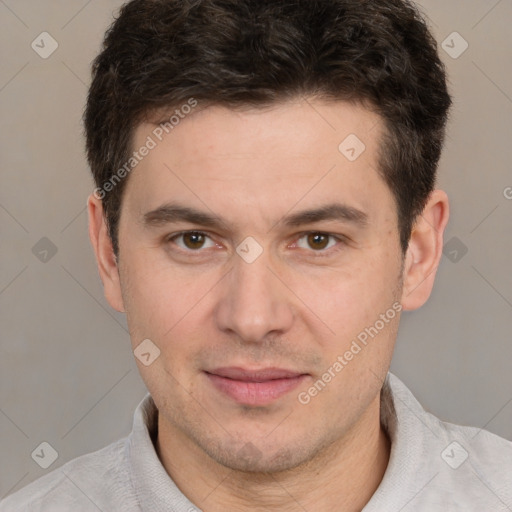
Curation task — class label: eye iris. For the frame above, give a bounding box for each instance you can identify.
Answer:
[183,232,205,249]
[307,233,329,250]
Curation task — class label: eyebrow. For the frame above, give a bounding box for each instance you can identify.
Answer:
[281,203,368,228]
[141,202,369,230]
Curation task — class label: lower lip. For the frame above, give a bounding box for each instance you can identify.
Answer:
[205,373,308,406]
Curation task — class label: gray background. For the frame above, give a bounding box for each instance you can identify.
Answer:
[1,0,511,498]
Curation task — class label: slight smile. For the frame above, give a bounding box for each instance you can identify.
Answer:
[204,367,310,406]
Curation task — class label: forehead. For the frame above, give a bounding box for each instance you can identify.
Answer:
[124,99,395,228]
[138,99,381,165]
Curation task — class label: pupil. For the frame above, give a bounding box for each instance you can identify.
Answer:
[184,232,204,249]
[308,233,328,250]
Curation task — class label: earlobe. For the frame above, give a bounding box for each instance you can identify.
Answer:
[87,193,126,313]
[400,189,450,311]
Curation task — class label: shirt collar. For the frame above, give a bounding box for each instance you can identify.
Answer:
[127,392,200,512]
[127,372,428,511]
[363,372,443,510]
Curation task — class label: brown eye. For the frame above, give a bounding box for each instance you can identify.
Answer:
[307,233,330,250]
[182,232,206,249]
[293,232,343,256]
[169,231,216,251]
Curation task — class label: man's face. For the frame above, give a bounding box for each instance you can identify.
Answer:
[116,99,404,472]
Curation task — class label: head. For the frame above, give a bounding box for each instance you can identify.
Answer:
[85,0,451,473]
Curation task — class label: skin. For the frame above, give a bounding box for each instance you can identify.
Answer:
[88,98,449,511]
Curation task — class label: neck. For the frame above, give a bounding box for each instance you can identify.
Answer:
[156,393,390,512]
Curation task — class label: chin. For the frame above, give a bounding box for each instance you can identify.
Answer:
[205,439,317,475]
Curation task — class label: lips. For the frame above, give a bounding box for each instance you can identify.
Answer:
[208,367,304,382]
[205,367,309,405]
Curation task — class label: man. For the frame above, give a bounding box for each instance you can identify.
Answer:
[2,0,511,510]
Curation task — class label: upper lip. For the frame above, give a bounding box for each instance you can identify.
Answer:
[206,367,306,382]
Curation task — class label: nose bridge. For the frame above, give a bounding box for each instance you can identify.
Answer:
[214,248,293,342]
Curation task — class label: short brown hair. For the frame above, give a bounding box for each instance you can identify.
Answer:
[84,0,452,256]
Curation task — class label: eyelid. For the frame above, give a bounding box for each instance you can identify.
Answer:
[290,231,347,256]
[166,230,218,252]
[165,230,347,256]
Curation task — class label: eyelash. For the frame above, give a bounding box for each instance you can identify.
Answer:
[165,230,347,258]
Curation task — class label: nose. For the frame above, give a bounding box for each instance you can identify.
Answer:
[214,249,294,344]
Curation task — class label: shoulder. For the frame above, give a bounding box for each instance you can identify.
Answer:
[0,437,139,512]
[382,373,512,510]
[432,411,512,499]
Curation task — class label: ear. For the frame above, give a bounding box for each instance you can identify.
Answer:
[401,189,450,311]
[87,193,125,313]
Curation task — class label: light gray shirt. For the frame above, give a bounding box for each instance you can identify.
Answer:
[1,372,511,511]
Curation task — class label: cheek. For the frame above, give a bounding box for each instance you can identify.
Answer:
[298,252,400,346]
[121,264,209,390]
[120,255,220,345]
